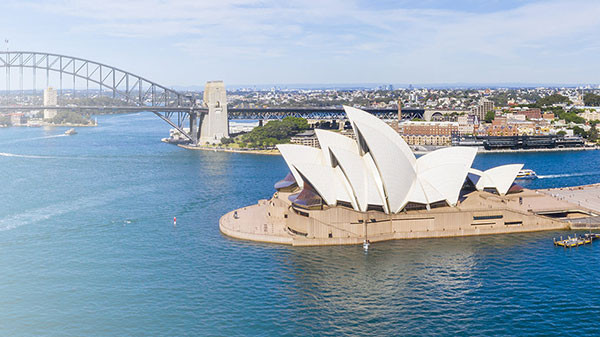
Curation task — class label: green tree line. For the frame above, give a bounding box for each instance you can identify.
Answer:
[232,117,309,148]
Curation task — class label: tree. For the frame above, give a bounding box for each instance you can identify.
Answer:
[484,110,495,123]
[556,130,567,137]
[49,111,91,125]
[588,125,599,142]
[551,108,586,124]
[220,137,234,145]
[573,126,587,138]
[584,93,600,106]
[238,117,309,147]
[536,94,571,107]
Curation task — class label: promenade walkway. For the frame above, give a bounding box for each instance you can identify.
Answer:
[539,184,600,214]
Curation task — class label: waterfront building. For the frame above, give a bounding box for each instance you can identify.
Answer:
[486,125,519,137]
[220,106,593,246]
[43,87,57,120]
[9,113,24,126]
[398,121,459,146]
[457,115,475,135]
[290,130,320,148]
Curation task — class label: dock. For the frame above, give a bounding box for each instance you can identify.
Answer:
[554,233,600,248]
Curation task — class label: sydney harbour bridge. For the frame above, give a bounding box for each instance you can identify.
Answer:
[0,51,423,145]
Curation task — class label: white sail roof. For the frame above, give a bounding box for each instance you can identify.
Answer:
[277,144,324,188]
[345,106,417,212]
[415,147,477,205]
[469,164,523,195]
[314,129,357,166]
[328,145,384,211]
[277,107,525,214]
[293,162,353,206]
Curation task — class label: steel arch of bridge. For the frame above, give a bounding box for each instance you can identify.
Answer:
[0,51,201,142]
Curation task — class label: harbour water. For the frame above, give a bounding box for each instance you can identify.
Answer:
[1,113,600,336]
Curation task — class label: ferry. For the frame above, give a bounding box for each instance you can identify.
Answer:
[64,128,77,135]
[516,169,537,179]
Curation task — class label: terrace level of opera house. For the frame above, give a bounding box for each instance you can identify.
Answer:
[220,106,599,246]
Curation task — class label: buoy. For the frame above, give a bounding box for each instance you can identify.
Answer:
[173,217,177,227]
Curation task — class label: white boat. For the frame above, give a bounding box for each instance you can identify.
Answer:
[64,128,77,135]
[516,169,537,179]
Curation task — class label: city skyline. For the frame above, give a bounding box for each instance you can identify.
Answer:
[2,0,600,87]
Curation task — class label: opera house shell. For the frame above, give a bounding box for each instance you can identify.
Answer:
[220,107,581,246]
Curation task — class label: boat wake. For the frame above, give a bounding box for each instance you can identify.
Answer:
[0,152,57,159]
[0,186,151,231]
[0,134,67,145]
[538,171,600,179]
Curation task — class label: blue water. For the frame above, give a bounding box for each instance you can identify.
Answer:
[1,113,600,336]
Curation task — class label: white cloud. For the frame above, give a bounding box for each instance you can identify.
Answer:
[13,0,600,83]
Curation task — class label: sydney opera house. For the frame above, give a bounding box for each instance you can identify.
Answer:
[221,107,591,246]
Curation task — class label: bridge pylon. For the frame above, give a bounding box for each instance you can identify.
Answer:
[199,81,229,144]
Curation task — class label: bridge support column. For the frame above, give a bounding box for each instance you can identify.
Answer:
[189,110,198,145]
[258,119,263,127]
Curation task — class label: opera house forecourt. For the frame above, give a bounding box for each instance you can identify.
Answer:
[220,106,597,246]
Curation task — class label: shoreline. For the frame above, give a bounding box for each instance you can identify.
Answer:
[176,143,280,155]
[3,123,97,128]
[174,142,597,156]
[475,146,597,154]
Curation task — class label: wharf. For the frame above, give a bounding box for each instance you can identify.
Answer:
[177,144,280,155]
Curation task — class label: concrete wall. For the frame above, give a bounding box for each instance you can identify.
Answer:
[286,201,567,246]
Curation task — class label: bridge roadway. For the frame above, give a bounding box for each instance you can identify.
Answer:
[0,106,423,120]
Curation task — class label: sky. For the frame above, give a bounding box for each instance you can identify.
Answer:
[1,0,599,87]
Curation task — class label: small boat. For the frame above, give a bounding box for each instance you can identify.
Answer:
[64,128,77,135]
[516,169,537,179]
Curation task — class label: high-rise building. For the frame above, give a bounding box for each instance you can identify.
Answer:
[471,98,494,121]
[43,87,58,120]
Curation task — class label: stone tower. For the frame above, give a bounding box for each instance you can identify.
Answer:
[200,81,229,144]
